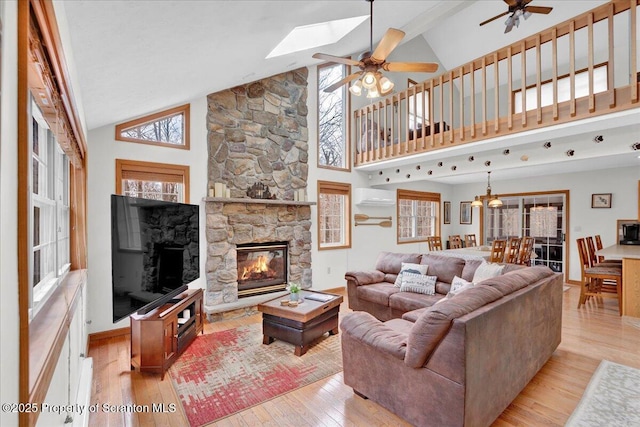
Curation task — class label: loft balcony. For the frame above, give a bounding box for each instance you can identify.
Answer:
[352,0,639,169]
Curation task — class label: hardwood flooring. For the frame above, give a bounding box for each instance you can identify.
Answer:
[88,285,640,426]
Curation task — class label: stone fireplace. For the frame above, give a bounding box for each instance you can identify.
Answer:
[236,242,288,297]
[205,67,311,311]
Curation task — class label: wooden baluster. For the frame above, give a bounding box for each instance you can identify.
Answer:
[521,40,527,126]
[439,75,444,145]
[631,0,637,103]
[420,83,426,150]
[357,111,363,166]
[508,46,513,129]
[470,63,476,138]
[398,92,405,155]
[449,71,454,143]
[570,21,576,116]
[429,80,435,147]
[494,52,499,133]
[392,94,398,157]
[366,106,371,164]
[405,89,410,155]
[536,34,542,123]
[552,28,559,120]
[459,66,464,141]
[482,57,487,135]
[588,13,595,113]
[607,3,615,108]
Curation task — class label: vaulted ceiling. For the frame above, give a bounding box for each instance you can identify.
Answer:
[58,0,638,183]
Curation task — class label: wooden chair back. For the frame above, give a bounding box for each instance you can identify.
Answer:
[428,236,443,251]
[504,238,522,263]
[516,236,535,265]
[464,234,477,247]
[585,236,598,267]
[489,239,507,263]
[594,235,605,262]
[576,238,590,272]
[449,235,462,249]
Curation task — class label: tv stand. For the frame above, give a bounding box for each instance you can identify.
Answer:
[130,288,203,380]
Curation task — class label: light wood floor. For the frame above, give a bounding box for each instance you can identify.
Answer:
[88,285,640,426]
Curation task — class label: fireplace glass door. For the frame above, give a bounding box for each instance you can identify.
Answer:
[236,242,288,297]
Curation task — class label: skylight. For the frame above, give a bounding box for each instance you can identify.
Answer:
[266,15,368,59]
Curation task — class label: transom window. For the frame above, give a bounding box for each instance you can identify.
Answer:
[317,62,350,171]
[115,159,190,203]
[397,190,440,244]
[30,100,70,317]
[115,104,190,149]
[318,181,351,250]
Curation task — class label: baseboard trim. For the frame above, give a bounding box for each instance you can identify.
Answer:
[321,286,346,295]
[566,280,581,286]
[89,326,130,343]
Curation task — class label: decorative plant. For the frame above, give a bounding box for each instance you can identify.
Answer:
[287,283,301,294]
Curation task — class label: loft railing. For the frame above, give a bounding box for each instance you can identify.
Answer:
[353,0,639,167]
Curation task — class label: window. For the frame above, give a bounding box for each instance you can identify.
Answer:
[115,104,190,149]
[408,79,430,130]
[116,159,190,203]
[30,101,70,317]
[513,64,608,114]
[397,190,440,244]
[318,181,351,249]
[317,62,350,170]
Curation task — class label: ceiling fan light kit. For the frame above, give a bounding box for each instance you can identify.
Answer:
[313,0,436,98]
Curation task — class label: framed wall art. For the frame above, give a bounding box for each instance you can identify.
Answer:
[591,193,612,209]
[443,201,451,224]
[460,201,472,224]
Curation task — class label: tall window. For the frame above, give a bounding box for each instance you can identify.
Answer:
[318,181,351,249]
[513,64,608,114]
[116,159,190,203]
[317,62,350,170]
[115,104,190,150]
[397,190,440,244]
[30,101,70,317]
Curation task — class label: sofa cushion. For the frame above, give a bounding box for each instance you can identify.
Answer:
[340,312,407,360]
[389,291,443,313]
[450,276,474,295]
[480,265,554,296]
[472,262,504,283]
[357,283,400,306]
[404,285,503,368]
[461,259,483,282]
[400,273,437,295]
[384,273,398,284]
[394,262,429,287]
[401,307,430,323]
[435,281,452,295]
[421,254,466,284]
[384,318,414,335]
[375,252,422,275]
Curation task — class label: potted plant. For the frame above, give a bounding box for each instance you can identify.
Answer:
[287,282,301,301]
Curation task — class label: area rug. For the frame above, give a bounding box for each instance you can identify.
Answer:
[168,323,342,427]
[565,360,640,426]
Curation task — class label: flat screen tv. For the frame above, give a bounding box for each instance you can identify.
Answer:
[111,194,199,322]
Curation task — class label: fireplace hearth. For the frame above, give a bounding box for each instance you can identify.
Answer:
[236,242,287,298]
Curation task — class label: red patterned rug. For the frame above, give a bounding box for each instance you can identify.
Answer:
[168,323,342,426]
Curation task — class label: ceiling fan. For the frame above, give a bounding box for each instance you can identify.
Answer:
[312,0,438,98]
[480,0,553,34]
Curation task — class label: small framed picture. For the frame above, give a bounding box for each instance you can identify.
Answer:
[460,201,472,224]
[591,193,612,209]
[443,201,451,224]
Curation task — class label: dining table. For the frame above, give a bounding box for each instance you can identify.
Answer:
[437,247,493,261]
[596,244,640,318]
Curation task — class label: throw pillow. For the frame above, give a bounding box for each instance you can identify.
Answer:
[449,276,474,295]
[472,262,505,284]
[393,262,429,287]
[400,272,437,295]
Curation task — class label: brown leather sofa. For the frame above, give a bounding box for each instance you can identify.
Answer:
[341,264,563,427]
[345,251,523,321]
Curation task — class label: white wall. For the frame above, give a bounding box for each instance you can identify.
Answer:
[86,98,208,334]
[0,2,20,425]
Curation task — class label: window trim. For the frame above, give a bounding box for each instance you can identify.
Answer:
[115,159,190,203]
[115,104,191,150]
[396,189,440,244]
[316,61,351,172]
[317,180,352,250]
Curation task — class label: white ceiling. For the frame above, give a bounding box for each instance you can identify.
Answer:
[59,0,639,183]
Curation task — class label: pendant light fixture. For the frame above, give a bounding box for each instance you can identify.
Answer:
[471,171,503,208]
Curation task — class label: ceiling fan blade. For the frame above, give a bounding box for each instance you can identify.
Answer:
[503,0,518,6]
[323,72,362,93]
[480,11,510,27]
[383,62,439,73]
[526,6,553,14]
[371,28,405,62]
[312,53,362,67]
[504,19,515,33]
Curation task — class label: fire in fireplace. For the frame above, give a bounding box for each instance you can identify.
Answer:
[236,242,288,297]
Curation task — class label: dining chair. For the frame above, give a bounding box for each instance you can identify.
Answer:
[516,236,535,266]
[576,237,622,315]
[504,237,522,263]
[449,235,463,249]
[594,235,622,265]
[489,239,507,263]
[428,236,443,251]
[587,236,621,294]
[464,234,477,247]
